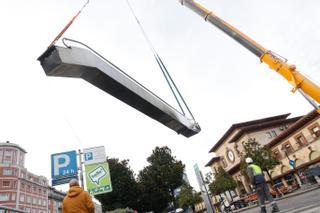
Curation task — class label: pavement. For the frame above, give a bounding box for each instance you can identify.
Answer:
[233,184,320,213]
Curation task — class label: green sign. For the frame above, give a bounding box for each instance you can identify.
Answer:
[85,162,112,195]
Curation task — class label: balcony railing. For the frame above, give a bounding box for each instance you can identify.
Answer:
[0,206,27,213]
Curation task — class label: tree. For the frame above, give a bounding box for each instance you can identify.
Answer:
[240,138,280,193]
[138,166,171,213]
[209,167,237,201]
[138,146,185,212]
[177,183,202,210]
[95,158,140,211]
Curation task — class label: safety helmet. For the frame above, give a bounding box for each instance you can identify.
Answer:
[245,157,253,164]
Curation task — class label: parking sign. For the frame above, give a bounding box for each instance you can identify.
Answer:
[51,150,78,185]
[83,146,106,165]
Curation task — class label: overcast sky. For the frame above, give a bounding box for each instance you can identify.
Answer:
[1,0,320,191]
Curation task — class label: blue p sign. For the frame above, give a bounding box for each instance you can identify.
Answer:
[51,151,78,179]
[85,152,93,161]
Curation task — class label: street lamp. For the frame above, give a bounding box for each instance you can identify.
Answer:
[280,147,301,188]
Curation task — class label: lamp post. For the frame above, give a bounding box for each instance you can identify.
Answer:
[281,148,301,188]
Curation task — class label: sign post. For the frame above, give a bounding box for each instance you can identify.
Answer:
[194,164,215,213]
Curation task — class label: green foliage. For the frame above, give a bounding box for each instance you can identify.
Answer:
[177,183,201,209]
[95,158,139,211]
[138,146,185,213]
[95,147,185,213]
[240,138,280,177]
[209,167,237,195]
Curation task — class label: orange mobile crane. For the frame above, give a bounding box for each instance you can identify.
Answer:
[179,0,320,112]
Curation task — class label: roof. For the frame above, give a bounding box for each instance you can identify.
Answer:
[205,156,220,167]
[0,141,27,153]
[268,110,319,148]
[228,116,302,144]
[209,113,291,153]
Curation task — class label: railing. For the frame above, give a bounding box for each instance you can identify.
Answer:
[0,206,27,213]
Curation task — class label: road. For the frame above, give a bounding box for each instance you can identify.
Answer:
[242,188,320,213]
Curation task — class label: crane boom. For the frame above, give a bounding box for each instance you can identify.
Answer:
[179,0,320,109]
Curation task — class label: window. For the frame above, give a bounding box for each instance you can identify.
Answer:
[21,183,25,190]
[221,157,228,168]
[272,148,282,160]
[266,130,277,139]
[295,134,308,147]
[309,123,320,137]
[282,142,294,154]
[0,193,9,201]
[11,193,16,201]
[20,194,25,202]
[0,150,3,163]
[3,168,12,176]
[3,150,13,165]
[27,196,31,204]
[3,180,10,187]
[33,197,37,205]
[266,132,272,139]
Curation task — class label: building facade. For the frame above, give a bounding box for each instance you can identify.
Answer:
[48,187,65,213]
[0,141,48,213]
[205,111,320,196]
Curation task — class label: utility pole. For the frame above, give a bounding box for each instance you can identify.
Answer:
[78,149,85,188]
[281,148,301,188]
[194,164,215,213]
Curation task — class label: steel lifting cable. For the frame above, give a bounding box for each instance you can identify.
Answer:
[125,0,196,120]
[48,0,90,48]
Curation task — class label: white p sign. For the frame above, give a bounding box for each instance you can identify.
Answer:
[51,151,78,179]
[53,154,70,176]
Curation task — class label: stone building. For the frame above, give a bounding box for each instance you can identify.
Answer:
[206,113,302,195]
[194,110,320,212]
[267,110,320,187]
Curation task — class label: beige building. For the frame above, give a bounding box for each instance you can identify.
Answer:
[205,110,320,197]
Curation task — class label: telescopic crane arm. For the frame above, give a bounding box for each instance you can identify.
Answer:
[179,0,320,111]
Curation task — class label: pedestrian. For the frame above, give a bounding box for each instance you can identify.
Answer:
[246,157,280,213]
[62,179,95,213]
